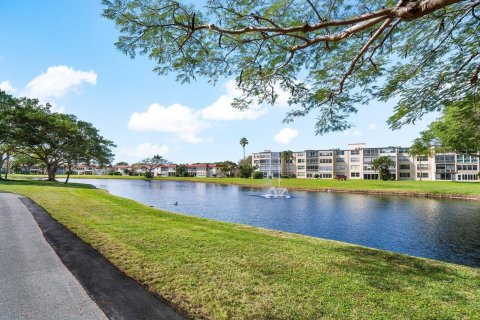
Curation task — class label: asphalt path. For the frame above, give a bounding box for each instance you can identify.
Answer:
[0,192,107,320]
[0,193,186,320]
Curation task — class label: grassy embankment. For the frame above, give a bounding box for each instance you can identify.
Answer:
[10,173,480,199]
[1,179,479,319]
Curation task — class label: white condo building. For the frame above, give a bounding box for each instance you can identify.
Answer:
[252,143,479,181]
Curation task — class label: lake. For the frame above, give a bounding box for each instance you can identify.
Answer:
[70,179,480,267]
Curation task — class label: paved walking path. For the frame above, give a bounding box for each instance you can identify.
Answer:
[0,193,107,320]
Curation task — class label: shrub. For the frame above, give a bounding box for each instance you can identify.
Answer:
[144,172,154,179]
[252,171,263,179]
[314,174,320,179]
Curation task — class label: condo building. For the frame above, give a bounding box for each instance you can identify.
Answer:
[252,143,479,181]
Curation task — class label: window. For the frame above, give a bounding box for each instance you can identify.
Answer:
[417,164,429,170]
[435,155,455,162]
[350,149,360,155]
[336,158,345,162]
[417,172,429,178]
[297,172,305,177]
[364,149,379,156]
[458,174,478,181]
[297,165,305,170]
[336,150,345,155]
[399,172,410,178]
[319,158,332,163]
[335,166,346,171]
[417,156,428,162]
[350,172,360,177]
[399,164,410,170]
[306,165,318,171]
[350,165,360,170]
[319,151,333,156]
[399,148,410,153]
[350,157,360,163]
[297,159,305,163]
[319,166,333,172]
[363,173,379,180]
[380,148,395,154]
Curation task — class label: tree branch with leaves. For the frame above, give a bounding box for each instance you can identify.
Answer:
[103,0,480,135]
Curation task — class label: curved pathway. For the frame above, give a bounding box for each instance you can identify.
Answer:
[0,193,106,320]
[0,193,185,320]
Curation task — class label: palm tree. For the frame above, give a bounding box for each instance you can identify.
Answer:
[239,137,249,160]
[281,150,295,177]
[371,156,395,181]
[409,137,433,181]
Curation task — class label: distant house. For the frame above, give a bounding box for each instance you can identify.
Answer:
[154,164,177,177]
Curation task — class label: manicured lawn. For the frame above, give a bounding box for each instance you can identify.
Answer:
[1,179,479,319]
[10,174,480,198]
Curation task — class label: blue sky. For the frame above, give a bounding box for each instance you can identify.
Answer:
[0,1,438,164]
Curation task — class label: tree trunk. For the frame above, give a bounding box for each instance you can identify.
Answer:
[65,170,71,184]
[0,154,4,180]
[4,152,10,180]
[46,163,57,181]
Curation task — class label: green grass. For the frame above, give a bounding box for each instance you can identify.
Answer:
[10,174,480,199]
[1,179,479,319]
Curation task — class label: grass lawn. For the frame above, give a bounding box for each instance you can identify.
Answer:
[10,174,480,199]
[0,179,479,319]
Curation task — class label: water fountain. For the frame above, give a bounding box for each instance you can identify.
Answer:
[262,173,291,199]
[263,186,291,199]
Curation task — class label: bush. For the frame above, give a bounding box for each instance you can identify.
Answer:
[252,171,263,179]
[144,172,154,179]
[314,174,320,179]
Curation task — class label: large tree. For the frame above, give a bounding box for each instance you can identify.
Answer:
[103,0,480,134]
[11,98,115,181]
[0,90,18,179]
[141,154,168,178]
[371,155,395,180]
[239,137,249,160]
[414,96,480,155]
[281,150,295,177]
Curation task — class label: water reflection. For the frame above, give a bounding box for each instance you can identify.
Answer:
[70,179,480,267]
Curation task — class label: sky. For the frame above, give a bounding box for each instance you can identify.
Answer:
[0,0,439,164]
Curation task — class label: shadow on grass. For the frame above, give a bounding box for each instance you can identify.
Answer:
[0,178,95,189]
[331,246,470,298]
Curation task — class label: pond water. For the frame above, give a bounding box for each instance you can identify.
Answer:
[70,179,480,267]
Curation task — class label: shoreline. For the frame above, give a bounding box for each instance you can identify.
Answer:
[7,174,480,201]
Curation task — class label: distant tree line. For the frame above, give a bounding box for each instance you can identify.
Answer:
[0,90,116,182]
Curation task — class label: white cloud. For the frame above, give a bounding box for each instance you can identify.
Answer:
[368,124,378,131]
[0,80,16,93]
[274,128,299,145]
[119,143,170,159]
[24,65,97,100]
[343,129,363,137]
[128,103,211,144]
[48,102,66,114]
[201,80,267,121]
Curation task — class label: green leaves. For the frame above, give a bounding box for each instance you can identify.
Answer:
[1,92,115,180]
[102,0,480,134]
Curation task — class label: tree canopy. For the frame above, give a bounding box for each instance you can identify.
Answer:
[141,154,168,178]
[102,0,480,134]
[0,90,116,181]
[413,95,480,155]
[371,155,395,180]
